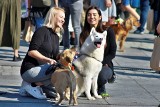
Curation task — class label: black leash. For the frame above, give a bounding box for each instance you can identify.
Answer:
[45,62,61,75]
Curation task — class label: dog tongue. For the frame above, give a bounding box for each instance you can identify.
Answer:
[97,44,101,48]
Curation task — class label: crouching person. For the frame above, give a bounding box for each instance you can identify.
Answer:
[19,7,65,99]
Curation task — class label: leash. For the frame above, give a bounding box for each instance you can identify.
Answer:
[45,61,74,75]
[45,61,61,75]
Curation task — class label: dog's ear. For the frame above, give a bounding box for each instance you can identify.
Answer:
[56,53,61,60]
[90,27,96,35]
[103,30,107,36]
[70,46,76,52]
[117,22,121,27]
[102,30,107,39]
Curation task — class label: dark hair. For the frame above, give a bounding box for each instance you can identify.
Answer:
[79,6,104,47]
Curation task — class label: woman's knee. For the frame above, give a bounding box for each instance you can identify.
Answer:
[98,66,113,84]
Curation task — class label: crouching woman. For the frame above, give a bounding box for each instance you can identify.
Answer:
[19,7,65,99]
[79,6,117,97]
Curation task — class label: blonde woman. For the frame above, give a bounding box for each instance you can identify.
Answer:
[19,7,65,99]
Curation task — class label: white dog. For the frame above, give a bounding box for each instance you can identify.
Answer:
[73,27,107,100]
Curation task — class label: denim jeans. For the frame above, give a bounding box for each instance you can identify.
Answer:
[59,0,83,49]
[137,0,150,32]
[21,64,52,86]
[34,17,44,29]
[98,66,113,90]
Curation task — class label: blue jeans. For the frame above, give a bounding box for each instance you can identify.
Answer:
[21,64,52,86]
[59,0,83,49]
[137,0,150,32]
[34,17,44,29]
[98,66,113,90]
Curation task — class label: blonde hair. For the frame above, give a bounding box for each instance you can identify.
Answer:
[44,7,65,33]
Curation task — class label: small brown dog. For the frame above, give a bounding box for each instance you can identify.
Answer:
[106,15,140,52]
[51,47,78,105]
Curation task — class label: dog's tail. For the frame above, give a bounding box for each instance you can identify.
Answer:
[68,69,76,105]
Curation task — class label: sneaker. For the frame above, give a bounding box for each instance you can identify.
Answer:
[19,81,30,96]
[24,84,46,99]
[133,30,144,34]
[100,92,110,98]
[98,85,110,98]
[19,87,29,96]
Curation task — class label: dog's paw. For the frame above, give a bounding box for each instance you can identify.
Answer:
[88,96,96,100]
[64,94,70,100]
[95,95,102,99]
[118,49,124,52]
[73,102,78,106]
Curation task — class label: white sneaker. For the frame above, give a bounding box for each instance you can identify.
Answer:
[19,87,29,96]
[19,81,30,96]
[25,84,46,99]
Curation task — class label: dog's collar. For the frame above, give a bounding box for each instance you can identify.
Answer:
[80,53,102,62]
[57,61,74,71]
[45,61,74,75]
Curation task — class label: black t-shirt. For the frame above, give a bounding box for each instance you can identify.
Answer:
[20,26,59,75]
[102,27,117,71]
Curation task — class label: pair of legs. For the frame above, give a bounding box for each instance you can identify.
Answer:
[97,66,113,94]
[20,64,56,99]
[21,64,52,86]
[59,0,83,49]
[121,0,140,20]
[135,0,150,33]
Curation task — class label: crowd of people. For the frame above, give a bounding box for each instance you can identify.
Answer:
[0,0,160,100]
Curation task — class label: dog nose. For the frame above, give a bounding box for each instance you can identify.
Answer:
[99,38,103,40]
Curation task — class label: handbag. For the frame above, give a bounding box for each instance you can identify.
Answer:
[150,36,160,71]
[22,20,35,42]
[147,9,154,32]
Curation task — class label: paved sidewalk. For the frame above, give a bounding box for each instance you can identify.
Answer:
[0,31,160,107]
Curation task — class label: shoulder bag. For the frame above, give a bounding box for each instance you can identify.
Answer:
[150,36,160,71]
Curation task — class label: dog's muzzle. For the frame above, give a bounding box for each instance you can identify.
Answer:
[94,38,103,48]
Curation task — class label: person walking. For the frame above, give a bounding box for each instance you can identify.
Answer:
[28,0,52,29]
[0,0,22,61]
[121,0,140,20]
[54,0,83,50]
[134,0,150,34]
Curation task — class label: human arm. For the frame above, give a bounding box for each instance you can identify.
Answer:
[28,50,56,65]
[102,27,117,66]
[53,0,58,7]
[121,1,140,20]
[28,27,57,65]
[27,0,31,16]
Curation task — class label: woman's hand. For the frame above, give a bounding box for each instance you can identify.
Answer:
[47,59,57,65]
[104,64,109,67]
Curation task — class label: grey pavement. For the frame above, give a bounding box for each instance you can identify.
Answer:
[0,30,160,107]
